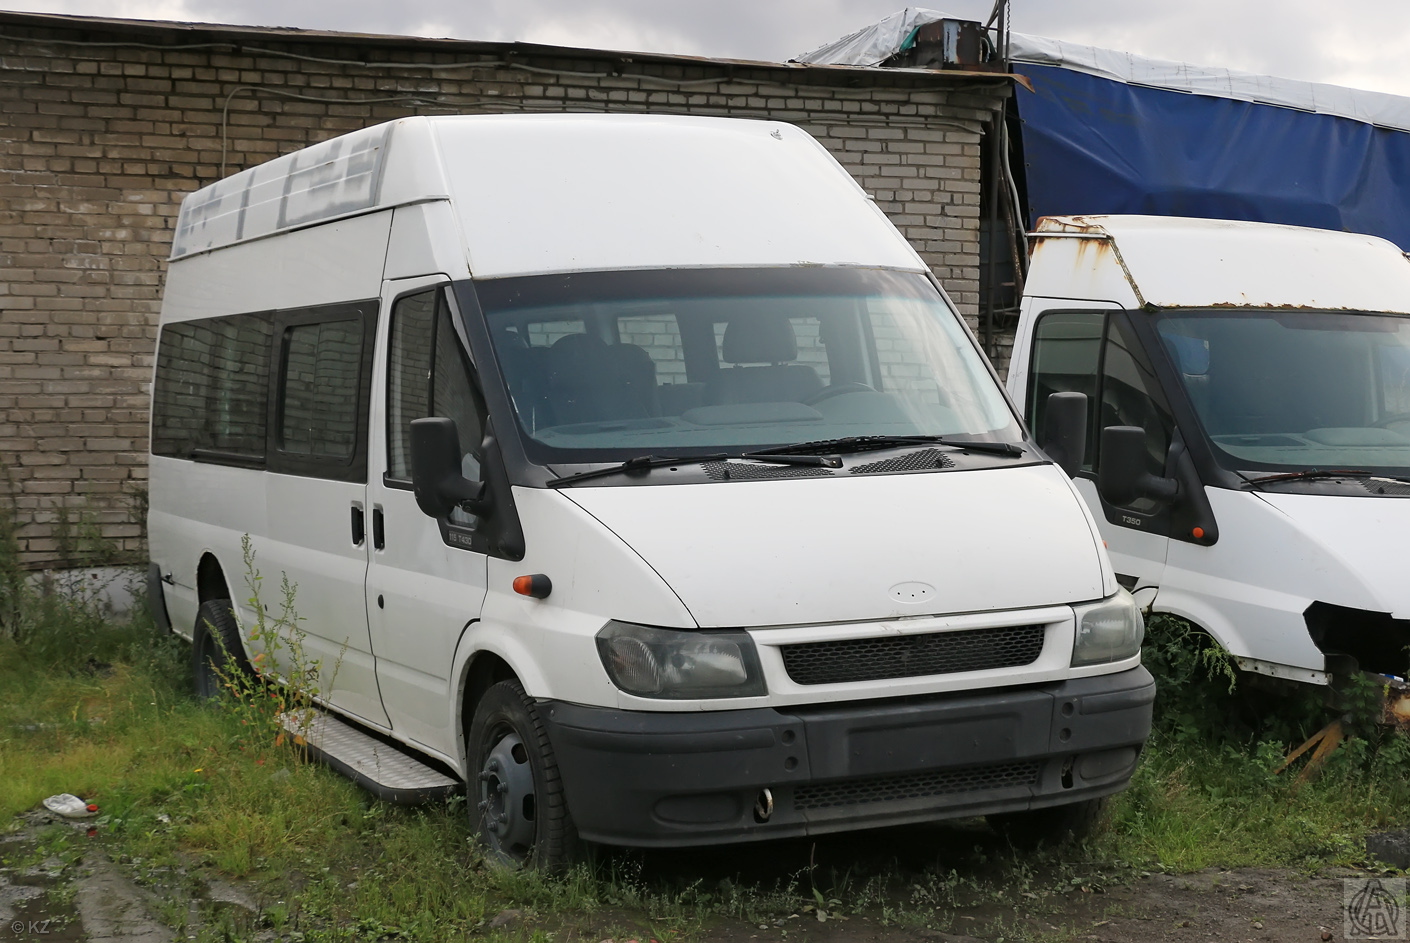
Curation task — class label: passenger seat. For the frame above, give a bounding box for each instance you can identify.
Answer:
[706,315,823,405]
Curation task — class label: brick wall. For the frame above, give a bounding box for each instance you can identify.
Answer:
[0,12,1010,568]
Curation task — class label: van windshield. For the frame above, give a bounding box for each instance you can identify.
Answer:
[1155,310,1410,474]
[474,268,1018,463]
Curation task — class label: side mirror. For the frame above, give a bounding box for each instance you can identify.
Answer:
[1038,391,1088,478]
[410,417,487,519]
[1098,425,1179,507]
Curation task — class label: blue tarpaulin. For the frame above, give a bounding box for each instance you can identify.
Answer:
[1016,63,1410,249]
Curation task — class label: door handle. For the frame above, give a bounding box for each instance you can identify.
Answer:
[351,505,365,546]
[372,506,385,551]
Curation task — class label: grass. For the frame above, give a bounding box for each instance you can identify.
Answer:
[6,523,1410,940]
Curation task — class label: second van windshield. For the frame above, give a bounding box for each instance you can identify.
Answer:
[1156,309,1410,474]
[473,267,1019,463]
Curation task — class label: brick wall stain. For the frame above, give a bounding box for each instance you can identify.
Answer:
[0,15,1006,567]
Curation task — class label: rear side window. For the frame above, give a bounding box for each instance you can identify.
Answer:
[151,301,376,482]
[151,313,272,461]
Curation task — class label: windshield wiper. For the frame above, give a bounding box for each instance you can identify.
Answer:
[548,451,840,488]
[742,434,1025,459]
[1245,469,1410,485]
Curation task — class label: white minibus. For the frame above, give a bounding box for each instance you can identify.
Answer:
[1010,215,1410,688]
[148,115,1152,868]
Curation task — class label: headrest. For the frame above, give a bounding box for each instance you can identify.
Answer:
[722,315,797,364]
[550,332,606,354]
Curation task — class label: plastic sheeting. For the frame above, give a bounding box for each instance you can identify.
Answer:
[797,8,1410,133]
[795,7,961,68]
[1016,64,1410,249]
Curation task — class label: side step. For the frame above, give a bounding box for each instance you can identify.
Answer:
[279,710,460,805]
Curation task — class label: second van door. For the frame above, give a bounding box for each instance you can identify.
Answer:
[1022,302,1175,603]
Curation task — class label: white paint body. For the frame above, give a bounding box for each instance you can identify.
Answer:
[150,116,1123,780]
[1010,214,1410,683]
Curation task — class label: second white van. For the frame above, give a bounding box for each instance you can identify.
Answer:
[1010,214,1410,688]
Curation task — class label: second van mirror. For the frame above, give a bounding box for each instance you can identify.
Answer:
[411,417,487,519]
[1098,425,1179,507]
[1039,391,1088,477]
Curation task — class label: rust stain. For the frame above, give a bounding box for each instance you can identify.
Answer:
[1382,675,1410,729]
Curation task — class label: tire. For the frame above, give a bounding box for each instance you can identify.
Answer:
[468,679,577,871]
[988,797,1106,849]
[191,598,249,700]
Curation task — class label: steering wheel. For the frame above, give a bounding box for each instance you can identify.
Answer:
[803,382,877,406]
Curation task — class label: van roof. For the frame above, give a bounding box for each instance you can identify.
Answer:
[1026,215,1410,314]
[1026,215,1410,315]
[170,114,925,278]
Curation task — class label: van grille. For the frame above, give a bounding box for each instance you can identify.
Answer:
[780,624,1046,685]
[793,761,1042,810]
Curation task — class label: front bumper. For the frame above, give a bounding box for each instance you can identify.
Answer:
[541,665,1155,847]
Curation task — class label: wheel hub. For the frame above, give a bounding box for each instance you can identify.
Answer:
[477,731,536,861]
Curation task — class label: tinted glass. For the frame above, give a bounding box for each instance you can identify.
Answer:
[387,290,484,484]
[1101,315,1174,511]
[151,314,271,459]
[1157,310,1410,473]
[1028,310,1103,472]
[387,291,436,480]
[280,319,362,459]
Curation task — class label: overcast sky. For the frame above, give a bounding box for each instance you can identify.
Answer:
[7,0,1410,98]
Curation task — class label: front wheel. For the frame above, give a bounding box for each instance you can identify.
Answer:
[988,797,1106,848]
[468,680,577,871]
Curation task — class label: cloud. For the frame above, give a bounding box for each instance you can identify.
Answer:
[6,0,1410,97]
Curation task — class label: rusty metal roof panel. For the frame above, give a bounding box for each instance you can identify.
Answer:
[1027,215,1410,314]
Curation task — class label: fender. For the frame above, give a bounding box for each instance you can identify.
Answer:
[447,616,560,777]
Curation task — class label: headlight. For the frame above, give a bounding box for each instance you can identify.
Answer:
[596,621,767,699]
[1072,590,1145,667]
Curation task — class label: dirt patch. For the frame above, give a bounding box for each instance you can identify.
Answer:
[691,866,1354,942]
[0,812,1383,942]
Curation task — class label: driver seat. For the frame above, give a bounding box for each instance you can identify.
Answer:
[706,314,822,405]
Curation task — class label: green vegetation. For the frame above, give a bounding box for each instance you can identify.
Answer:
[4,510,1410,940]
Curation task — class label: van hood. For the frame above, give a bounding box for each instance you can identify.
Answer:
[562,465,1109,628]
[1257,491,1410,619]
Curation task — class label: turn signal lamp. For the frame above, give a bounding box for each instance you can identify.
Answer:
[512,574,552,599]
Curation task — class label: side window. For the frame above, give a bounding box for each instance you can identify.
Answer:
[432,301,484,485]
[387,289,484,486]
[387,291,436,480]
[151,313,271,461]
[1099,315,1176,515]
[1029,309,1174,497]
[1028,311,1103,471]
[270,302,374,481]
[280,319,363,460]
